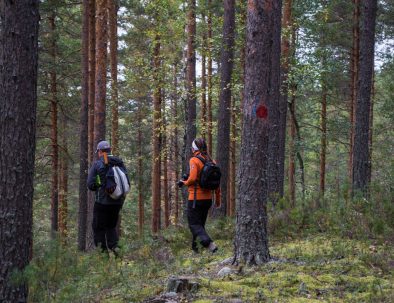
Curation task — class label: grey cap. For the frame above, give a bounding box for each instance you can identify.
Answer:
[95,140,111,153]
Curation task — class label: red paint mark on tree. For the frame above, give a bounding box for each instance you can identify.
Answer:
[256,104,268,119]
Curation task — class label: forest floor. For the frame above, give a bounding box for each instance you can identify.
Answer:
[27,217,394,303]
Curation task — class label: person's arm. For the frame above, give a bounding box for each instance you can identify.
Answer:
[183,158,198,186]
[87,163,99,191]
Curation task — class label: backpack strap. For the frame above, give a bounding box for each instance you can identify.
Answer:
[192,155,205,208]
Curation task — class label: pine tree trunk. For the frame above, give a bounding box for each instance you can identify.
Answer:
[58,116,68,241]
[201,14,207,140]
[78,0,90,251]
[0,1,39,300]
[88,0,96,164]
[319,82,327,198]
[163,97,170,228]
[109,0,119,155]
[352,0,377,195]
[49,12,59,238]
[289,92,296,207]
[229,98,236,216]
[138,101,144,237]
[368,72,374,185]
[278,0,293,203]
[207,0,213,155]
[152,34,162,234]
[234,0,282,265]
[172,64,180,224]
[216,0,236,216]
[94,0,107,144]
[349,0,360,188]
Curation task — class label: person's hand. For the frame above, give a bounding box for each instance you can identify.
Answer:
[177,180,185,188]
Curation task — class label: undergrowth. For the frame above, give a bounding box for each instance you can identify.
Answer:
[21,192,394,302]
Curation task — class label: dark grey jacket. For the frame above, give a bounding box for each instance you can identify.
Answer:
[87,155,130,205]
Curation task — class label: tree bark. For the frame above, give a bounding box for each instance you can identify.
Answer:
[58,116,69,241]
[289,91,296,207]
[201,13,208,140]
[138,100,144,237]
[94,0,107,145]
[320,62,327,198]
[88,0,96,164]
[352,0,377,195]
[163,94,170,228]
[349,0,360,189]
[234,0,282,265]
[216,0,236,216]
[109,0,119,155]
[229,98,236,216]
[152,34,162,234]
[277,0,293,204]
[207,0,213,155]
[368,72,374,185]
[78,0,90,251]
[172,64,180,224]
[49,12,59,237]
[0,1,39,300]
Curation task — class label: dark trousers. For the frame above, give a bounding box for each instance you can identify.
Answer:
[92,203,122,251]
[187,199,213,251]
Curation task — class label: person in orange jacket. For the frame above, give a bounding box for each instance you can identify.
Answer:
[178,138,221,253]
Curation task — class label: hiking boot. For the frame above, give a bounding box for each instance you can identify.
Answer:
[208,241,218,253]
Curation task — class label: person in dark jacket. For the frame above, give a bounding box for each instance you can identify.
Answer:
[87,140,130,252]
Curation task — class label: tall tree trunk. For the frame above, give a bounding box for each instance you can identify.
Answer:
[58,116,68,241]
[319,80,327,198]
[278,0,293,204]
[163,96,170,228]
[138,100,144,237]
[152,34,162,234]
[352,0,377,195]
[0,1,39,300]
[94,0,107,144]
[207,0,213,155]
[109,0,119,155]
[288,91,296,206]
[216,0,236,216]
[172,64,180,224]
[228,98,236,216]
[78,0,90,251]
[85,0,96,250]
[201,13,208,140]
[234,0,282,265]
[349,0,360,188]
[88,0,96,164]
[87,0,107,250]
[368,72,374,185]
[49,12,59,238]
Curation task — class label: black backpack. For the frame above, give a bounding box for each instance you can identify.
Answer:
[194,155,221,190]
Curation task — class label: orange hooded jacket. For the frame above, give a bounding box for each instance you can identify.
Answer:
[183,151,221,205]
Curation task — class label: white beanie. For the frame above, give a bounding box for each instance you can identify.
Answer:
[192,140,199,151]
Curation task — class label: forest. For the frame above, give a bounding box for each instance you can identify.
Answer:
[1,0,394,302]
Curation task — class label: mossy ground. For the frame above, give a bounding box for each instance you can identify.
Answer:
[24,218,394,303]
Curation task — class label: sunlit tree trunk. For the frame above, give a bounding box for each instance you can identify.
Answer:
[0,1,39,300]
[352,0,377,195]
[49,12,59,238]
[88,0,96,164]
[78,0,90,251]
[234,0,282,265]
[163,95,170,228]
